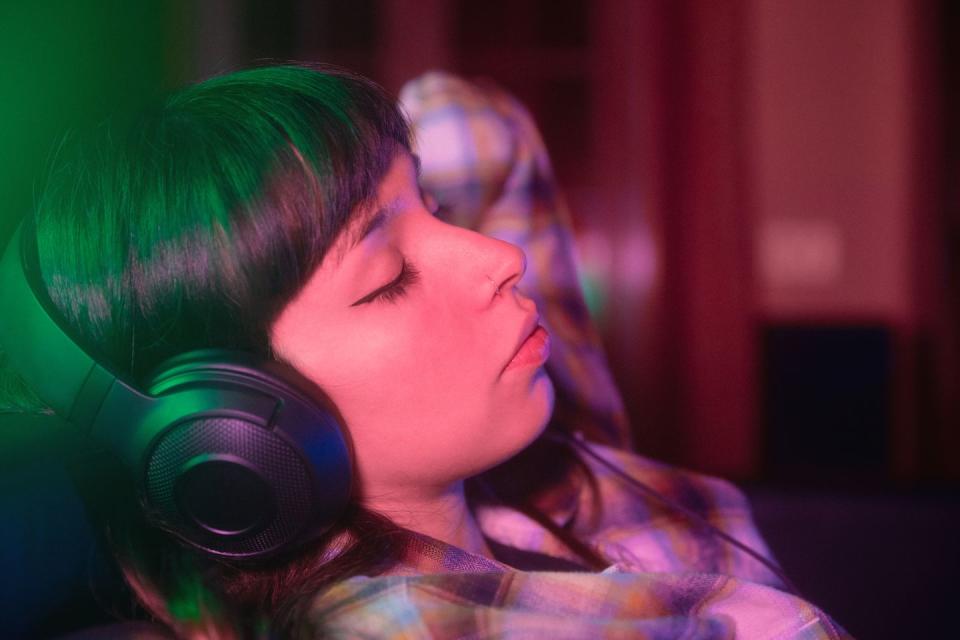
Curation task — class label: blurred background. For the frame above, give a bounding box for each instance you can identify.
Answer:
[0,0,956,637]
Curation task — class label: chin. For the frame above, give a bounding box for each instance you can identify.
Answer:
[501,370,556,460]
[528,370,555,434]
[454,372,557,481]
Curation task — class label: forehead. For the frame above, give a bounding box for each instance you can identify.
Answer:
[328,151,421,264]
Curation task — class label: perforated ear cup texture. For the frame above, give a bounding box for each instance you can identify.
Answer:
[145,416,315,557]
[136,350,353,562]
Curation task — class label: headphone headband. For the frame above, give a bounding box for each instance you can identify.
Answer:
[0,220,131,427]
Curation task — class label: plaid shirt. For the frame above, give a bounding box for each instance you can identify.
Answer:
[299,74,849,638]
[305,442,848,639]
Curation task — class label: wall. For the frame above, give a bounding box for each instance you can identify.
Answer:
[749,0,915,324]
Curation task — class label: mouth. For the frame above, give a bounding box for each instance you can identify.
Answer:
[503,321,551,373]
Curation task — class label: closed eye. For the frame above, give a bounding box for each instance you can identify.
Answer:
[350,259,421,307]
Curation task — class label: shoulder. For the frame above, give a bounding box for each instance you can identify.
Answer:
[582,442,752,518]
[576,442,785,587]
[304,571,849,640]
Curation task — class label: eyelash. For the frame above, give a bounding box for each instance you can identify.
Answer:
[371,259,421,304]
[370,200,443,304]
[352,194,439,307]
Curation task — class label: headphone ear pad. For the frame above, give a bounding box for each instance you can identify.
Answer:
[141,353,352,561]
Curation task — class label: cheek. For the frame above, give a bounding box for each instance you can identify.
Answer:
[309,310,487,426]
[319,316,505,475]
[343,312,491,425]
[279,305,553,486]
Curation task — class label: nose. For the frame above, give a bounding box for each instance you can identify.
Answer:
[484,237,527,300]
[426,214,528,305]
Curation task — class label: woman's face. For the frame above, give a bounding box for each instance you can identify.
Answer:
[270,150,554,498]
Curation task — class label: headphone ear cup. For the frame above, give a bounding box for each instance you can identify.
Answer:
[140,352,352,561]
[144,414,317,558]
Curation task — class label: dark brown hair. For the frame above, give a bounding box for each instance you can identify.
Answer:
[1,63,604,638]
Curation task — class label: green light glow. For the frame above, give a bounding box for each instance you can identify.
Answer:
[578,268,609,327]
[0,0,186,242]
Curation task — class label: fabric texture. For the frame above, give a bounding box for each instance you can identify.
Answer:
[297,72,850,639]
[306,442,848,639]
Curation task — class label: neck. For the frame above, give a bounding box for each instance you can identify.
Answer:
[362,480,493,558]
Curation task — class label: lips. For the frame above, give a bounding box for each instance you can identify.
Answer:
[504,324,551,373]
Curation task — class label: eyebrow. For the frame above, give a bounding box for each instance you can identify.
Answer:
[346,153,423,251]
[351,198,402,250]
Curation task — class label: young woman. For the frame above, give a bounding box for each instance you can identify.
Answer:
[0,65,846,639]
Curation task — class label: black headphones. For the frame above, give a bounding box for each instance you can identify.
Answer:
[0,217,353,562]
[1,215,803,596]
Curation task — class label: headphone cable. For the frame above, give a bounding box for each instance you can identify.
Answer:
[547,431,802,597]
